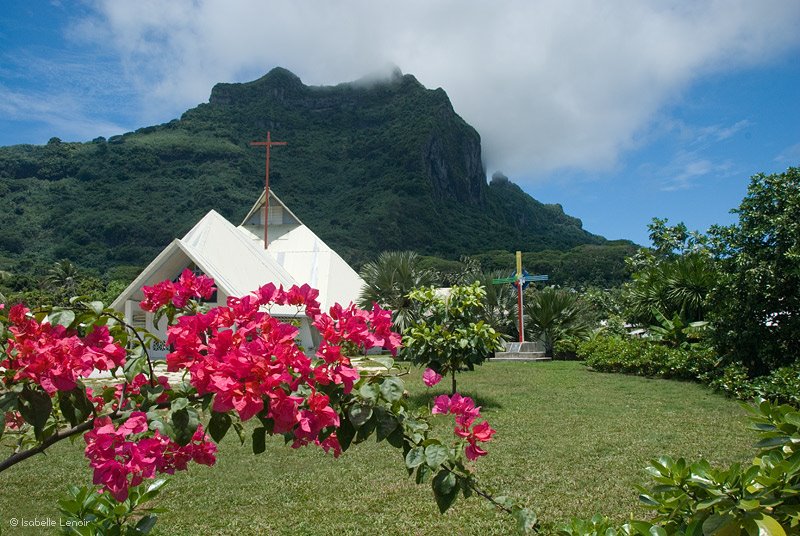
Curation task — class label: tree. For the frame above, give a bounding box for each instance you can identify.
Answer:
[709,167,800,375]
[479,270,518,340]
[624,219,717,325]
[402,282,505,394]
[45,259,80,300]
[358,250,436,332]
[523,287,592,357]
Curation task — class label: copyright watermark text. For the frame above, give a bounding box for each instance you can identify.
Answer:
[8,517,90,529]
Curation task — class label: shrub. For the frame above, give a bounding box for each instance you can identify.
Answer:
[578,336,717,381]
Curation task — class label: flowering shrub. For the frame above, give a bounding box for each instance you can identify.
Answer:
[0,274,534,533]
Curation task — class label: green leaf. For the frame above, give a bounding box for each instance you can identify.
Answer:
[355,412,377,442]
[639,494,660,507]
[368,356,394,369]
[0,392,17,412]
[252,427,267,455]
[58,388,95,426]
[171,407,200,445]
[88,301,105,315]
[405,446,425,469]
[337,417,356,452]
[375,407,398,442]
[146,478,168,494]
[753,515,786,536]
[140,384,166,405]
[48,309,75,328]
[379,377,405,403]
[18,387,53,439]
[432,469,459,513]
[415,464,432,485]
[512,507,537,533]
[784,412,800,428]
[424,443,449,469]
[170,397,189,412]
[208,411,232,443]
[348,404,373,429]
[135,514,158,534]
[702,514,741,536]
[358,383,379,403]
[755,436,791,448]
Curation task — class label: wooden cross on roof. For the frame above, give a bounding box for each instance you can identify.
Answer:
[250,131,287,248]
[492,251,548,343]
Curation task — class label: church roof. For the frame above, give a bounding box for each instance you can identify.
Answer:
[112,190,365,317]
[238,190,365,310]
[111,210,301,316]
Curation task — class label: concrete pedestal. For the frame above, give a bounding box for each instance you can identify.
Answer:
[493,341,550,361]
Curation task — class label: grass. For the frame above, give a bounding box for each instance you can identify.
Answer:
[0,362,756,535]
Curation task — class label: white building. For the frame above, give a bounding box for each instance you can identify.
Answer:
[111,190,365,356]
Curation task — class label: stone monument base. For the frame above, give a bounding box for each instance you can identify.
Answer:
[493,341,550,361]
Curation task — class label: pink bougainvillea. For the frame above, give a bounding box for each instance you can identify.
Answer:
[422,368,442,387]
[162,282,399,460]
[139,269,216,312]
[432,393,496,461]
[84,412,216,501]
[1,304,126,395]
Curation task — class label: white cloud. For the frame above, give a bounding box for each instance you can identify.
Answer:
[775,142,800,164]
[72,0,800,178]
[0,84,129,142]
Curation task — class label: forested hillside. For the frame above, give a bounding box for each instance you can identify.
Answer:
[0,67,634,286]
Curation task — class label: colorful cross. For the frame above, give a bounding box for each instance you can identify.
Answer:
[492,251,548,343]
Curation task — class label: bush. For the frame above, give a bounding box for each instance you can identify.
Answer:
[578,336,717,381]
[580,336,800,404]
[710,363,800,405]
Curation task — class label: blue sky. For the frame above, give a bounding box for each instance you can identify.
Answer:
[1,1,799,247]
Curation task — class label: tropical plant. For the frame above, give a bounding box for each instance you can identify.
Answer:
[647,308,709,348]
[523,287,592,357]
[709,167,800,375]
[358,250,436,332]
[479,270,518,339]
[402,283,505,394]
[45,259,81,301]
[626,252,717,325]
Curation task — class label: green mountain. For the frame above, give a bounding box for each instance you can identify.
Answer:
[0,67,634,286]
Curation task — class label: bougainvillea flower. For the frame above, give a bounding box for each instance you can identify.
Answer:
[422,368,442,387]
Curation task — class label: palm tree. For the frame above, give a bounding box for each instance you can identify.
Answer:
[0,269,10,303]
[358,251,436,332]
[46,260,80,296]
[479,270,517,339]
[627,253,716,323]
[524,287,591,357]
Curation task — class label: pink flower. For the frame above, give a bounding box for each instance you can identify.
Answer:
[84,414,216,501]
[422,368,442,387]
[430,393,495,462]
[432,395,451,415]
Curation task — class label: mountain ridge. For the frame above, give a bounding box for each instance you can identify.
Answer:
[0,67,635,286]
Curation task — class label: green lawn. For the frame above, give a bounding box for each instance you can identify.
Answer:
[0,362,756,535]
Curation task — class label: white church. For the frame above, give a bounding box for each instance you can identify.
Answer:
[111,190,365,356]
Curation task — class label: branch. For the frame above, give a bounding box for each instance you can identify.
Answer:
[442,465,513,514]
[0,394,203,474]
[102,310,156,387]
[0,418,96,473]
